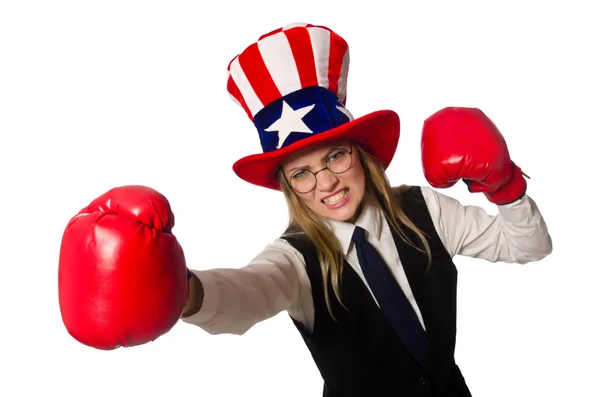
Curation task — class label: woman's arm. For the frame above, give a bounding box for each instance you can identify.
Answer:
[179,239,312,335]
[421,185,552,264]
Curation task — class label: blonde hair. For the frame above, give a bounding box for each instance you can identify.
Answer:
[278,143,432,319]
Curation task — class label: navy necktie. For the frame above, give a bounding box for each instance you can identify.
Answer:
[351,225,429,366]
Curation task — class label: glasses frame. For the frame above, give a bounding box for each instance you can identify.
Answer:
[282,145,354,194]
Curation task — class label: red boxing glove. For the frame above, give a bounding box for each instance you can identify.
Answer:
[421,107,528,205]
[58,185,188,350]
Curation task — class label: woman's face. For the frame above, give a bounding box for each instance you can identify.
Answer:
[281,140,366,223]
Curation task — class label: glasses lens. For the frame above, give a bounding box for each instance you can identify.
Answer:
[328,149,352,174]
[290,171,317,193]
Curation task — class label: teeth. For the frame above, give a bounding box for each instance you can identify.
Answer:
[323,189,348,205]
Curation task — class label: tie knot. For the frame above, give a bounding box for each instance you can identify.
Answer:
[352,226,366,244]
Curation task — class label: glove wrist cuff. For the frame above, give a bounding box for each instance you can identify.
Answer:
[485,162,529,205]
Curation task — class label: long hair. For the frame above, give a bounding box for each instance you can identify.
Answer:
[278,143,432,319]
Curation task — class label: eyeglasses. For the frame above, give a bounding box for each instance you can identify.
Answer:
[284,146,354,194]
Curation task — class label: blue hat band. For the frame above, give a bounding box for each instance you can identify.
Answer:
[253,86,353,153]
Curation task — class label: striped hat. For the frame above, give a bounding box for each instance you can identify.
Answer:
[227,22,400,190]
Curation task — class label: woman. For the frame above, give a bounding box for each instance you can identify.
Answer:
[180,23,552,396]
[58,22,552,397]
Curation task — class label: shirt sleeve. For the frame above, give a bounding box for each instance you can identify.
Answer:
[180,238,314,335]
[420,185,553,264]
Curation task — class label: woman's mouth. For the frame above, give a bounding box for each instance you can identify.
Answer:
[322,188,350,208]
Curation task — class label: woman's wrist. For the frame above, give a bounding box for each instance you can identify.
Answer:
[182,270,204,318]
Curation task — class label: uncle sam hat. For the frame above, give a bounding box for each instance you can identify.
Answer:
[227,22,400,190]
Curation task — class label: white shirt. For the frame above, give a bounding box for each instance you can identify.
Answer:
[181,186,553,335]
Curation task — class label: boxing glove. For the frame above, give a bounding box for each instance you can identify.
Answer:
[58,185,188,350]
[421,107,528,205]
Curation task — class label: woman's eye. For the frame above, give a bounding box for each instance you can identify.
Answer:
[328,150,346,162]
[292,170,308,179]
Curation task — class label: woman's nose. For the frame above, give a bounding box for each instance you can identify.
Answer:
[316,169,339,191]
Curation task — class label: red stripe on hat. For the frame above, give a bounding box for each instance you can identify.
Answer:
[238,42,281,108]
[284,28,318,89]
[259,23,316,41]
[327,31,347,97]
[258,27,283,41]
[227,74,253,120]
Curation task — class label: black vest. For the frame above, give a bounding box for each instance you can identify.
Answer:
[281,186,472,397]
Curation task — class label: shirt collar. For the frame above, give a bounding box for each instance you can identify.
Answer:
[324,204,383,255]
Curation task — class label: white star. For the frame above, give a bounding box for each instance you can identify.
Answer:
[265,100,315,149]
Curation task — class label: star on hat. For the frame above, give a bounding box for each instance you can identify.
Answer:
[265,101,316,149]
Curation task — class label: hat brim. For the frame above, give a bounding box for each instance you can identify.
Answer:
[232,109,400,191]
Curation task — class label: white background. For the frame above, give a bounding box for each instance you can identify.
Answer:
[1,1,598,396]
